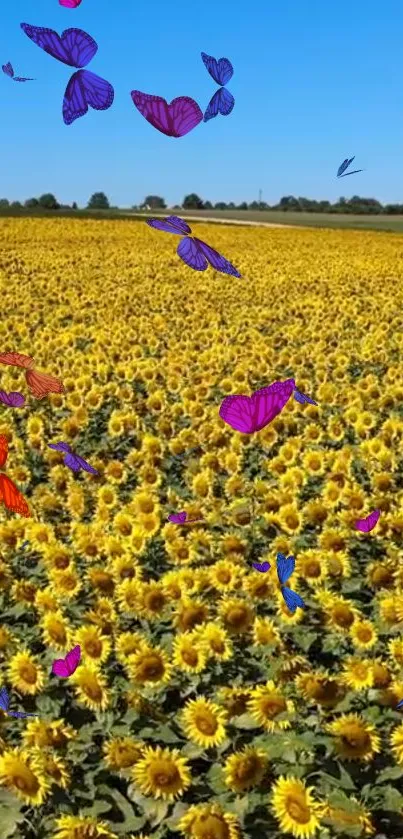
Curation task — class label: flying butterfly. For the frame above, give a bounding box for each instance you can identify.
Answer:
[219,378,295,434]
[0,351,64,399]
[48,442,98,475]
[168,511,203,524]
[276,553,305,613]
[20,23,114,124]
[0,687,37,718]
[59,0,83,6]
[0,390,26,407]
[201,52,234,122]
[0,435,30,517]
[146,215,241,276]
[354,509,380,533]
[337,156,363,178]
[131,91,203,138]
[2,62,34,82]
[252,561,271,573]
[293,386,318,405]
[52,645,81,678]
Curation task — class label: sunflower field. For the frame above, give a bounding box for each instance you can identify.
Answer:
[1,216,403,839]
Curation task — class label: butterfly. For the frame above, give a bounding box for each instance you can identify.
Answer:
[59,0,83,6]
[397,699,403,710]
[20,23,114,125]
[130,91,203,138]
[2,62,34,82]
[20,541,29,550]
[252,561,271,573]
[293,387,318,405]
[0,687,37,718]
[48,442,98,475]
[146,215,241,276]
[168,511,203,524]
[52,645,81,678]
[219,378,295,434]
[0,435,30,517]
[0,351,64,399]
[354,509,380,533]
[337,156,363,178]
[276,553,305,613]
[201,52,234,122]
[0,390,26,408]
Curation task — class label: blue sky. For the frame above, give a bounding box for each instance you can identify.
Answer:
[1,0,403,208]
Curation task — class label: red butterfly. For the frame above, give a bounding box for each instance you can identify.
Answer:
[0,436,30,517]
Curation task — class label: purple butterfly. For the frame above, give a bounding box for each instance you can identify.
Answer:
[20,23,114,124]
[252,561,271,573]
[146,215,241,276]
[48,441,98,474]
[337,156,364,178]
[397,699,403,710]
[0,390,26,407]
[293,387,317,406]
[2,62,34,82]
[130,91,203,138]
[168,511,203,524]
[0,687,37,718]
[201,52,234,122]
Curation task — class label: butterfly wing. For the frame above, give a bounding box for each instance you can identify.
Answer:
[293,388,318,406]
[219,394,255,433]
[0,352,34,369]
[130,91,203,137]
[204,87,234,121]
[0,436,9,469]
[252,562,271,573]
[72,455,98,474]
[282,587,305,613]
[201,52,233,85]
[64,645,81,676]
[276,553,295,585]
[397,699,403,710]
[177,237,208,271]
[9,711,38,718]
[191,237,241,277]
[147,216,192,235]
[59,0,83,6]
[63,452,82,472]
[2,63,13,77]
[4,392,25,407]
[13,76,35,82]
[52,658,69,678]
[25,368,64,399]
[337,157,354,177]
[355,509,380,533]
[48,442,72,453]
[252,379,295,432]
[20,24,97,68]
[168,512,187,524]
[338,169,363,177]
[63,69,114,125]
[0,474,30,517]
[0,687,9,711]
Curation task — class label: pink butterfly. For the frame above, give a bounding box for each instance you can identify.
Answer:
[354,509,380,533]
[52,645,81,678]
[59,0,83,6]
[168,511,203,524]
[219,378,295,434]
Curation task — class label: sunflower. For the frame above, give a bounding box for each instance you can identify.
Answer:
[390,722,403,766]
[327,714,381,761]
[7,650,45,695]
[21,719,76,749]
[324,596,357,632]
[217,687,252,718]
[127,646,172,686]
[350,619,378,650]
[132,745,191,800]
[41,611,72,650]
[115,631,148,663]
[75,626,111,664]
[208,560,244,592]
[40,752,70,789]
[252,616,281,648]
[298,550,327,587]
[199,623,233,661]
[103,737,145,770]
[325,797,374,836]
[53,815,118,839]
[296,671,345,708]
[342,657,374,691]
[388,638,403,666]
[172,632,208,674]
[174,599,210,632]
[181,697,228,748]
[223,746,267,792]
[72,663,109,712]
[218,597,255,635]
[271,776,325,839]
[137,581,170,619]
[178,803,240,839]
[0,748,50,806]
[248,681,295,733]
[11,580,37,604]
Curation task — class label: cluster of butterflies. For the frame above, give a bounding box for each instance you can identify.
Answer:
[0,646,81,719]
[3,18,234,133]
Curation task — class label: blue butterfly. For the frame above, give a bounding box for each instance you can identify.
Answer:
[276,553,305,613]
[201,52,234,122]
[293,387,318,405]
[0,687,37,718]
[397,699,403,710]
[337,156,363,178]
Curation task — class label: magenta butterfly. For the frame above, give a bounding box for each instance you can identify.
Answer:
[0,687,37,718]
[0,390,26,407]
[168,511,203,524]
[219,378,295,434]
[130,91,203,138]
[354,509,380,533]
[20,23,114,125]
[2,62,34,82]
[59,0,83,6]
[146,215,241,276]
[52,645,81,678]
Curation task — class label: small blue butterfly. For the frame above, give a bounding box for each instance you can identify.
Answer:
[276,553,305,613]
[0,687,37,718]
[397,699,403,710]
[337,156,364,178]
[293,387,318,406]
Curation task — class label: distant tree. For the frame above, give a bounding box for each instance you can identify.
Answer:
[227,202,236,210]
[143,195,166,209]
[183,193,204,209]
[203,201,213,210]
[0,199,10,208]
[87,192,110,210]
[248,201,259,210]
[10,201,22,209]
[71,201,78,210]
[277,196,300,211]
[173,204,181,209]
[24,198,39,208]
[214,202,228,210]
[237,202,248,210]
[38,193,59,210]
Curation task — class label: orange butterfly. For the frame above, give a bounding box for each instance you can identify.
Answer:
[0,352,64,400]
[0,436,30,517]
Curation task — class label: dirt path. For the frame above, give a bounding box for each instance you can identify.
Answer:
[121,211,299,229]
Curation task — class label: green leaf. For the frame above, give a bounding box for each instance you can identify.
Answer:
[337,763,356,790]
[377,766,403,783]
[382,785,403,812]
[295,631,317,652]
[231,713,258,730]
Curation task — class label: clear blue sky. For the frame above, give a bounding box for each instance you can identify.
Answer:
[1,0,403,208]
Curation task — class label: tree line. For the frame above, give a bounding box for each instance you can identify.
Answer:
[2,191,403,215]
